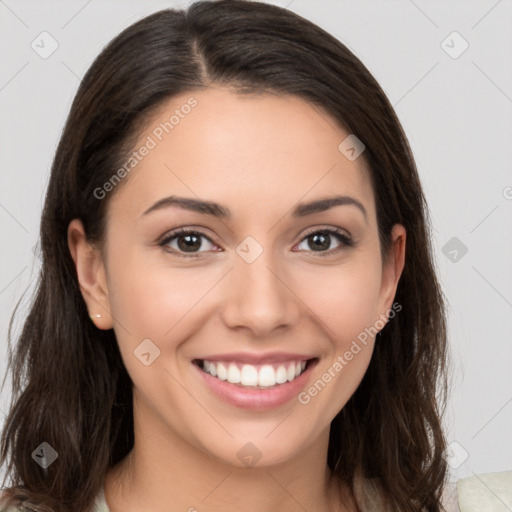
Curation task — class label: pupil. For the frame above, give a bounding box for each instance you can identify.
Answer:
[310,233,330,251]
[178,234,201,252]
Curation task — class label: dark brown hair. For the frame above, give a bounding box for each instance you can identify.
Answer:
[0,1,449,511]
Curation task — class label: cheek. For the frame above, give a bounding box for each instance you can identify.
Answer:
[295,263,381,420]
[105,252,202,403]
[107,250,211,339]
[294,254,383,345]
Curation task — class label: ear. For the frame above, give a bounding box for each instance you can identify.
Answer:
[67,218,113,330]
[377,223,406,323]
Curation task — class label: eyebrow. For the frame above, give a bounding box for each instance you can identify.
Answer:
[141,194,368,223]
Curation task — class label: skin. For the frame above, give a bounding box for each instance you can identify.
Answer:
[68,86,406,512]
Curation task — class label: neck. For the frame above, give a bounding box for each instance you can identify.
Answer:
[104,400,355,512]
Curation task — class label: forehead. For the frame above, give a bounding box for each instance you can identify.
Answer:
[107,86,375,224]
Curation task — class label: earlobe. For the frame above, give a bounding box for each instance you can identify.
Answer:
[67,219,113,330]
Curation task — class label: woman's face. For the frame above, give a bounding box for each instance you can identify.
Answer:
[70,86,405,468]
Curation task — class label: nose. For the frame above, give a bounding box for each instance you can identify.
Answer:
[221,249,301,338]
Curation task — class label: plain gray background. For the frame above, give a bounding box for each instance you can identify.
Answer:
[1,0,511,492]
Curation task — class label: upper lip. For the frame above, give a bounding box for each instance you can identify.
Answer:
[194,352,315,365]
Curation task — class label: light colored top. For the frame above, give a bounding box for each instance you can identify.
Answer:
[89,473,512,511]
[2,472,511,511]
[93,485,109,512]
[0,487,109,512]
[456,471,512,511]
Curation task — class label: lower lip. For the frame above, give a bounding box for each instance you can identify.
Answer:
[193,360,317,411]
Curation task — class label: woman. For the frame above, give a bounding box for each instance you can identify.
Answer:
[0,1,450,510]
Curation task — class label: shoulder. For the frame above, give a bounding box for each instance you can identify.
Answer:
[440,480,460,512]
[456,471,512,511]
[92,485,110,512]
[0,487,110,512]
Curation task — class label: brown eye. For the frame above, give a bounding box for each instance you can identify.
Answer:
[160,229,217,257]
[295,228,354,254]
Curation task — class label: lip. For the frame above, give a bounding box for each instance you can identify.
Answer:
[194,351,313,365]
[193,357,318,411]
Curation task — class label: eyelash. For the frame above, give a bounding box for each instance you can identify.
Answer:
[158,227,356,258]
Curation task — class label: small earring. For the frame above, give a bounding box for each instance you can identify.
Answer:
[90,313,102,320]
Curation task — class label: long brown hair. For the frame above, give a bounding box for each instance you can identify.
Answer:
[0,1,449,510]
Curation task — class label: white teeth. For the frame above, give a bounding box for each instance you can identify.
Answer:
[258,365,275,387]
[240,364,258,386]
[286,363,295,381]
[275,365,288,384]
[227,363,241,384]
[217,362,227,380]
[200,359,309,388]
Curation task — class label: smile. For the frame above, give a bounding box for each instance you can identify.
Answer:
[192,356,318,410]
[197,359,308,388]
